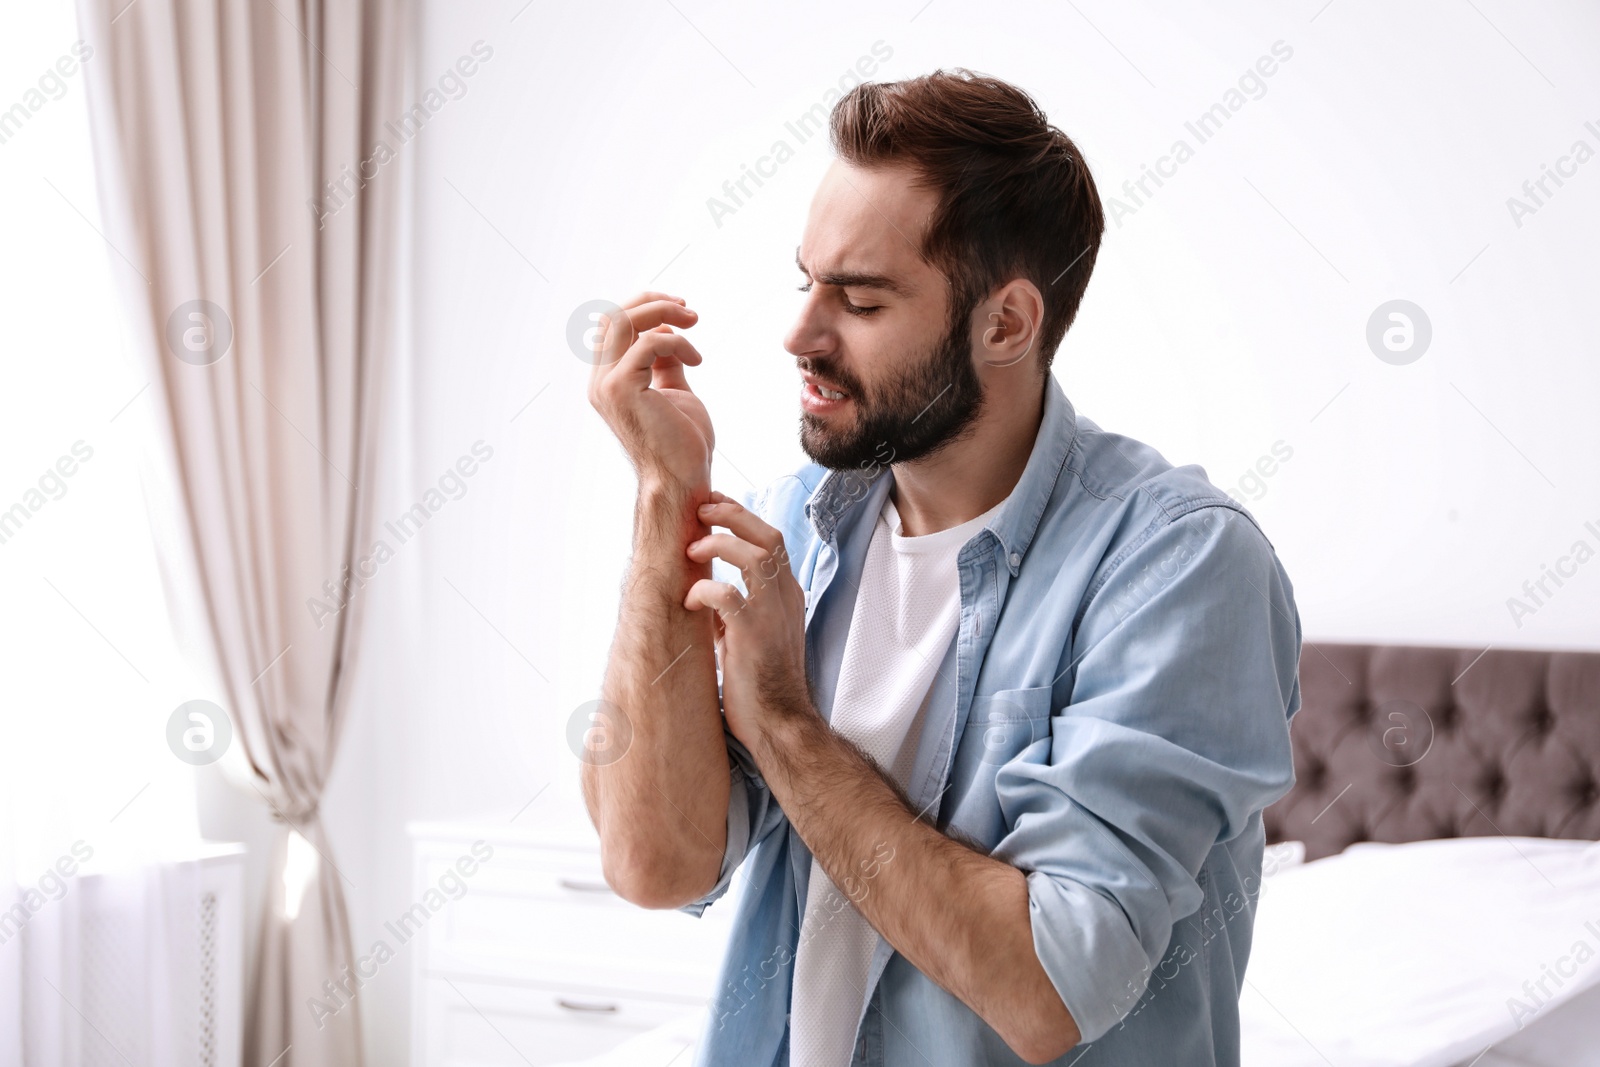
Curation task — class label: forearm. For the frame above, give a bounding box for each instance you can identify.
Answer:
[749,709,1080,1060]
[584,477,730,908]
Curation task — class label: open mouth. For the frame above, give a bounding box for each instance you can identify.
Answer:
[801,375,852,413]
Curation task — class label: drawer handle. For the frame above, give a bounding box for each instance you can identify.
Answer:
[557,997,620,1013]
[557,876,615,894]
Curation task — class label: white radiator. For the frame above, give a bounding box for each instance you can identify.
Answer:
[16,842,245,1067]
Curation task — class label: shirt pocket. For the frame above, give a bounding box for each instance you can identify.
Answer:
[961,684,1055,767]
[943,685,1056,845]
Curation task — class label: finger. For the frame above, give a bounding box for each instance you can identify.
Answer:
[599,330,704,395]
[684,578,746,616]
[620,291,686,311]
[696,498,784,553]
[638,332,704,392]
[685,531,767,573]
[613,318,703,376]
[626,329,702,370]
[653,361,692,392]
[590,300,698,371]
[615,299,697,337]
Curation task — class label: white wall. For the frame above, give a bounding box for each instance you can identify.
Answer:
[323,1,1600,1062]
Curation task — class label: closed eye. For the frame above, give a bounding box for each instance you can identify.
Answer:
[795,282,882,317]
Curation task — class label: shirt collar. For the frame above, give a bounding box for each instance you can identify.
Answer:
[803,373,1079,577]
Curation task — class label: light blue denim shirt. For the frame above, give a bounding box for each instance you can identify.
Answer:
[681,372,1302,1066]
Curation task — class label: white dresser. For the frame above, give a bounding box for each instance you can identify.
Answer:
[406,817,741,1066]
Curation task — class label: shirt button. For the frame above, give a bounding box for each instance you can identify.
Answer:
[1008,551,1021,567]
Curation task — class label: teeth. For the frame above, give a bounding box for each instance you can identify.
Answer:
[818,385,845,400]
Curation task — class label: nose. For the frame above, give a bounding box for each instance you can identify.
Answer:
[783,290,833,361]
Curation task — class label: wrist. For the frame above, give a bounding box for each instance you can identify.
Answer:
[635,452,709,497]
[637,471,707,511]
[636,468,709,518]
[632,475,711,566]
[747,694,816,769]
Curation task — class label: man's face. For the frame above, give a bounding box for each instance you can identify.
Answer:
[786,161,984,471]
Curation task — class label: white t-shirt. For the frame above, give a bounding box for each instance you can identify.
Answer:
[788,490,1006,1067]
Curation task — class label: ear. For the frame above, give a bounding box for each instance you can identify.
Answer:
[977,278,1044,370]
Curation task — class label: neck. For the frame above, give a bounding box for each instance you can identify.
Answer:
[889,375,1047,537]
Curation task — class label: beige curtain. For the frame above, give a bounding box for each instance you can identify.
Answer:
[75,1,408,1064]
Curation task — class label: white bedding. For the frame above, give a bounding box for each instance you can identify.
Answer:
[552,838,1600,1067]
[1242,836,1600,1067]
[1468,980,1600,1066]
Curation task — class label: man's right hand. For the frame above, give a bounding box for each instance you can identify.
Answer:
[582,295,731,911]
[587,292,714,494]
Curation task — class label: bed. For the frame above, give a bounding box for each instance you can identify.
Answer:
[556,641,1600,1067]
[1249,640,1600,1067]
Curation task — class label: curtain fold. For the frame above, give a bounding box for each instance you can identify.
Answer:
[74,1,409,1064]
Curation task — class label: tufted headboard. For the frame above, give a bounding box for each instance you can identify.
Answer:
[1263,641,1600,861]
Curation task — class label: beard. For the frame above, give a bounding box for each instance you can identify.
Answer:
[798,311,986,471]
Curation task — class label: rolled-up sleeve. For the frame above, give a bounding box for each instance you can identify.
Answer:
[991,503,1301,1043]
[677,724,780,916]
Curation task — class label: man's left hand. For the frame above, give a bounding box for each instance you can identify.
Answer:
[684,491,812,747]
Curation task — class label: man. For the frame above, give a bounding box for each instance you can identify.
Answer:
[583,68,1301,1067]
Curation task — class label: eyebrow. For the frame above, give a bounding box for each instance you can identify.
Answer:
[795,247,913,297]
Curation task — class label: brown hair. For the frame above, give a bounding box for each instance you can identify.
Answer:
[829,68,1104,373]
